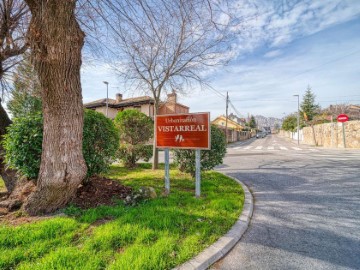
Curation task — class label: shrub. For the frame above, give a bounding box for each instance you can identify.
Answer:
[2,110,119,180]
[117,144,153,168]
[173,125,226,177]
[2,113,43,179]
[83,109,119,179]
[114,109,153,167]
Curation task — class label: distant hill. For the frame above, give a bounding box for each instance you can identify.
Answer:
[254,115,283,129]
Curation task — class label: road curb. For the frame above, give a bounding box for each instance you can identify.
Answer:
[173,176,254,270]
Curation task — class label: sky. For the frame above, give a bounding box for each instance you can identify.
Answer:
[81,0,360,120]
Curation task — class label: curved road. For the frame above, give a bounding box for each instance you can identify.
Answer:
[212,135,360,270]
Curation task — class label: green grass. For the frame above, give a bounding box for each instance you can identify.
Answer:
[0,176,5,191]
[0,164,244,270]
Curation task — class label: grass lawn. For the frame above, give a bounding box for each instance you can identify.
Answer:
[0,177,4,191]
[0,164,244,270]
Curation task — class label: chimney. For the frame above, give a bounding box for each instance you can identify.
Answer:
[167,90,177,103]
[115,93,122,103]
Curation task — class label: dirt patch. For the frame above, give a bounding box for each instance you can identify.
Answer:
[70,176,133,209]
[0,176,132,225]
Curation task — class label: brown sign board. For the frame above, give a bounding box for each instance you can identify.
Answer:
[156,112,210,149]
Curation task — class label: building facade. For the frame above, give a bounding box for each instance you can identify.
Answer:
[84,92,189,119]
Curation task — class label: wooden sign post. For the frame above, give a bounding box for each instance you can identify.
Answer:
[155,112,210,197]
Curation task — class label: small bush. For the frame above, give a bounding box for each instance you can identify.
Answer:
[83,109,119,179]
[2,113,43,179]
[118,144,153,168]
[173,125,226,177]
[2,110,119,180]
[114,109,153,168]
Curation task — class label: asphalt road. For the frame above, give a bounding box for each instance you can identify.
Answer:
[212,134,360,270]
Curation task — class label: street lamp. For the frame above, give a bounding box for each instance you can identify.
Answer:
[293,94,300,145]
[103,81,109,117]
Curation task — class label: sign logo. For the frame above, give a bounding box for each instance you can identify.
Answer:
[175,134,184,142]
[156,112,210,149]
[337,114,349,123]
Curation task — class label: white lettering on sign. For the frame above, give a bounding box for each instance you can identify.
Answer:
[165,117,197,124]
[157,125,207,132]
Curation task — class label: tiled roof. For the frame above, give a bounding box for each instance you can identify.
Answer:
[84,96,154,109]
[84,98,117,108]
[175,102,189,109]
[113,96,154,108]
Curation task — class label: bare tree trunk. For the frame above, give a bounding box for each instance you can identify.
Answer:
[0,101,19,194]
[152,102,159,170]
[23,0,87,215]
[311,124,317,146]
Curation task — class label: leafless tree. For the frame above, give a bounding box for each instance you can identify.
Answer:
[0,0,29,195]
[92,0,239,168]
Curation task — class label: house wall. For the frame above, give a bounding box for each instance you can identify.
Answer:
[212,118,242,131]
[122,104,154,117]
[158,103,189,115]
[94,106,118,119]
[93,103,155,119]
[216,125,254,143]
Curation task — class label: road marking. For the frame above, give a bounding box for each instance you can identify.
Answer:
[309,149,319,152]
[268,146,274,150]
[292,147,302,151]
[244,146,252,150]
[255,146,263,150]
[280,146,288,150]
[233,147,242,150]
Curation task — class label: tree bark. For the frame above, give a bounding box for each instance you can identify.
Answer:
[311,124,317,146]
[23,0,87,215]
[152,101,159,170]
[0,100,19,194]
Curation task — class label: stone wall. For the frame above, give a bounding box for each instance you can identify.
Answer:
[302,120,360,148]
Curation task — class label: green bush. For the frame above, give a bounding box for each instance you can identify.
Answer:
[2,110,119,180]
[118,144,153,168]
[83,109,119,179]
[2,113,43,179]
[114,109,153,168]
[173,125,226,177]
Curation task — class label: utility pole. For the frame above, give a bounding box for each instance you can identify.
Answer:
[103,81,109,117]
[225,91,229,144]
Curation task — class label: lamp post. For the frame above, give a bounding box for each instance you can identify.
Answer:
[293,94,300,145]
[103,81,109,117]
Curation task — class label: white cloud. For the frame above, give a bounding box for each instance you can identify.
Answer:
[231,0,360,55]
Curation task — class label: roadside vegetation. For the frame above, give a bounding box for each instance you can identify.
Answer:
[0,164,244,270]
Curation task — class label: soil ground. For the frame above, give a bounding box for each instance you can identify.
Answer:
[0,176,132,225]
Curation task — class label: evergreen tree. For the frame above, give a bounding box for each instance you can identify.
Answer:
[300,86,320,125]
[249,115,257,128]
[7,57,42,118]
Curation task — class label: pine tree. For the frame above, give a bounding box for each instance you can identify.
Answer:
[300,86,320,125]
[300,86,320,145]
[7,56,42,118]
[249,115,257,128]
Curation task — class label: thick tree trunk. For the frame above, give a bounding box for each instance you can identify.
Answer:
[23,0,87,215]
[0,100,19,194]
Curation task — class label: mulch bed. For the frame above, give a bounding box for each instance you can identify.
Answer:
[71,176,133,209]
[0,176,133,225]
